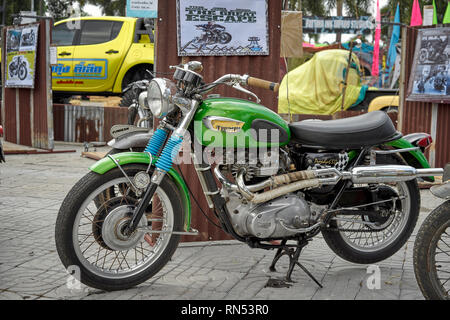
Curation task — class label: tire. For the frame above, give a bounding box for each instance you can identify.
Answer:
[219,32,232,44]
[55,164,184,291]
[321,154,420,264]
[413,200,450,300]
[419,49,428,63]
[121,66,153,93]
[18,63,27,80]
[119,89,139,125]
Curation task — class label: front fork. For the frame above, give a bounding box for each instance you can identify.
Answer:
[124,100,199,236]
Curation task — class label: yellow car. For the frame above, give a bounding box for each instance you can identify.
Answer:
[51,16,154,106]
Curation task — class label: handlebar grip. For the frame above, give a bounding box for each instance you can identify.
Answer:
[247,77,279,92]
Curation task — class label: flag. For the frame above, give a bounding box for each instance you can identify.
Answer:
[387,4,400,73]
[432,0,438,25]
[372,0,381,77]
[444,1,450,24]
[411,0,423,26]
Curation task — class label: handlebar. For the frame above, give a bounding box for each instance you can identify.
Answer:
[246,77,279,93]
[211,74,279,92]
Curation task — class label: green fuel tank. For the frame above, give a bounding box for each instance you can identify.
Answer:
[193,98,290,148]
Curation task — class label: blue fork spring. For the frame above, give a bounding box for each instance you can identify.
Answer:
[155,136,183,172]
[144,128,168,156]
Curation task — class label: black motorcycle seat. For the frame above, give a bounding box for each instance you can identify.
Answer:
[288,111,400,149]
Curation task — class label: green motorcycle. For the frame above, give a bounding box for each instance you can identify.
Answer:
[55,61,443,291]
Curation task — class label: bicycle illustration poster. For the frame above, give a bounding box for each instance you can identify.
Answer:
[407,27,450,103]
[176,0,269,56]
[5,23,39,88]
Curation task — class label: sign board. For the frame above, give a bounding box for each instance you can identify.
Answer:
[49,46,58,65]
[423,5,434,26]
[407,27,450,103]
[177,0,269,56]
[19,11,36,24]
[302,16,373,35]
[126,0,158,18]
[4,23,39,88]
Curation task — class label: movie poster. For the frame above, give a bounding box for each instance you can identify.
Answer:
[177,0,269,56]
[407,27,450,102]
[5,23,39,88]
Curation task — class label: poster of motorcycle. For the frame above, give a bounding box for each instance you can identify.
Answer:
[4,24,39,88]
[407,27,450,102]
[176,0,269,56]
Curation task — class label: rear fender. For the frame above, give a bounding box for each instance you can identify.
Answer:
[385,138,434,182]
[89,152,191,230]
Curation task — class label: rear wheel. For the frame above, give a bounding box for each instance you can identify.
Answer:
[55,164,184,291]
[321,154,420,264]
[219,32,232,44]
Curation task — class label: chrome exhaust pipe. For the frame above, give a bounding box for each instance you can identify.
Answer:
[216,164,443,204]
[350,165,443,184]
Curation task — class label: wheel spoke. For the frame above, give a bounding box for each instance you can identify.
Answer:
[71,175,175,279]
[337,182,410,252]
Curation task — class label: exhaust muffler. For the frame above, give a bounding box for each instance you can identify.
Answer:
[350,165,443,184]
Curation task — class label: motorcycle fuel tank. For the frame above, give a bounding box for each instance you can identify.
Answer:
[194,98,290,148]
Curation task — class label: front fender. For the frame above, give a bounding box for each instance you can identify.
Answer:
[385,138,434,182]
[108,132,152,150]
[89,152,192,230]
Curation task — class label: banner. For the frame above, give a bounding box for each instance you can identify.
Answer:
[302,16,373,35]
[407,27,450,102]
[5,23,39,88]
[280,11,303,58]
[177,0,269,56]
[126,0,158,18]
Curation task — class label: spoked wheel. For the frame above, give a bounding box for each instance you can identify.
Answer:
[322,154,420,264]
[55,164,184,291]
[219,32,232,44]
[414,200,450,300]
[18,63,27,80]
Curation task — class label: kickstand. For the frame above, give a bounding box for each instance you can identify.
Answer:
[269,237,323,288]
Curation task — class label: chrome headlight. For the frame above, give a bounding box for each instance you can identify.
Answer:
[147,78,177,118]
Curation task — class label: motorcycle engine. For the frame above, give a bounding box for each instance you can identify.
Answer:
[227,193,314,238]
[217,148,290,179]
[220,148,316,239]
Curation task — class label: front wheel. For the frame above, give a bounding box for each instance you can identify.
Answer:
[413,200,450,300]
[55,164,184,291]
[18,63,27,80]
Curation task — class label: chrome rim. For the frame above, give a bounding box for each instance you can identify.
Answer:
[72,177,174,279]
[337,182,411,253]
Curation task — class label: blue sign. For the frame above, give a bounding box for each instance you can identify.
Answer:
[126,0,158,18]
